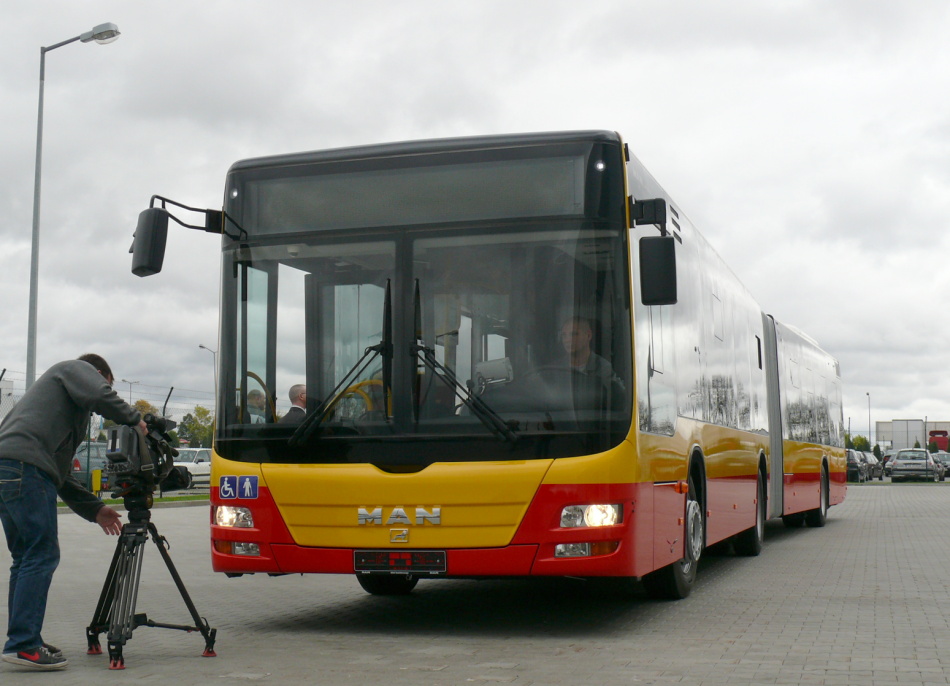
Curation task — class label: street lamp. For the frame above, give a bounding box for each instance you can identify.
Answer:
[867,392,871,447]
[120,378,139,404]
[26,23,121,389]
[199,344,218,393]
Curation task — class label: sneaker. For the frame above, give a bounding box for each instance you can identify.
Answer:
[2,644,61,659]
[1,646,68,670]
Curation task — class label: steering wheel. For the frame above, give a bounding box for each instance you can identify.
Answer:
[326,379,387,421]
[521,365,608,410]
[521,365,584,383]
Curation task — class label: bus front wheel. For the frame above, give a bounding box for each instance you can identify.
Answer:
[642,474,703,600]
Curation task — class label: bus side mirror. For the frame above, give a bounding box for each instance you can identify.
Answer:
[131,207,170,277]
[639,235,677,305]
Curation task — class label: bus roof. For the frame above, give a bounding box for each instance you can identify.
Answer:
[227,130,622,174]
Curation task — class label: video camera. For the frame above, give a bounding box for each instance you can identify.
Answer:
[105,413,186,497]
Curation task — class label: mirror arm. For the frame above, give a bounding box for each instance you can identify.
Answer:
[150,195,247,240]
[629,197,668,236]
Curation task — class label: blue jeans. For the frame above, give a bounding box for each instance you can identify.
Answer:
[0,459,60,653]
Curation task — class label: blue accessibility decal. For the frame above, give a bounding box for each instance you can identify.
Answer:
[219,475,238,499]
[238,475,259,499]
[219,475,258,499]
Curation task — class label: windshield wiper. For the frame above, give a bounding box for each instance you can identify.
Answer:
[289,280,392,446]
[411,280,518,445]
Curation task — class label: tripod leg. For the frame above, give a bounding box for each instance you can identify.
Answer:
[148,522,218,657]
[100,524,148,669]
[86,532,128,655]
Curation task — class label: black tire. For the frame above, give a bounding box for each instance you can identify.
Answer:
[804,465,829,527]
[356,574,418,596]
[734,468,766,556]
[782,512,806,528]
[642,472,703,600]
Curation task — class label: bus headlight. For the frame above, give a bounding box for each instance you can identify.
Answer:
[214,540,260,556]
[554,541,620,558]
[214,505,254,528]
[230,542,260,556]
[560,504,622,528]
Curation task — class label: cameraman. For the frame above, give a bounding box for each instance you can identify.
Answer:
[0,354,146,671]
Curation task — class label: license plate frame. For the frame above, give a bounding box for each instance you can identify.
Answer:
[354,550,447,574]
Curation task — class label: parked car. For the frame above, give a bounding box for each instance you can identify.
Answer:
[72,442,111,490]
[882,451,898,477]
[862,451,884,481]
[932,452,950,480]
[175,447,212,488]
[890,449,944,482]
[846,449,868,483]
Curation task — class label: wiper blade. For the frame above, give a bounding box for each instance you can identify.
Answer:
[412,343,519,444]
[411,279,517,444]
[289,280,392,446]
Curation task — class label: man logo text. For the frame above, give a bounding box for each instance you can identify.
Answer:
[357,507,441,525]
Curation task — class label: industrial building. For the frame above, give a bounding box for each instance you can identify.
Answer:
[875,419,950,451]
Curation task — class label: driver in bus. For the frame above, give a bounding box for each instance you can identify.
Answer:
[559,316,624,392]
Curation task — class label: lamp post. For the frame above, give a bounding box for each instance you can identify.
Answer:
[120,378,139,404]
[199,344,218,393]
[26,23,121,389]
[867,392,871,447]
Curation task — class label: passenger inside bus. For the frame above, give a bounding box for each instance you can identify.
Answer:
[278,384,307,424]
[247,390,266,423]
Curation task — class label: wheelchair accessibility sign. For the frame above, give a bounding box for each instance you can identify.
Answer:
[219,475,258,499]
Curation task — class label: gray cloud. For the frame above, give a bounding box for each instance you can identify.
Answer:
[2,1,949,439]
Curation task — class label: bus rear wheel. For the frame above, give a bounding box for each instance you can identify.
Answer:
[642,474,703,600]
[734,469,766,556]
[804,466,829,528]
[356,574,419,596]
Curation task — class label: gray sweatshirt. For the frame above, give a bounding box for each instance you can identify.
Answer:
[0,359,141,521]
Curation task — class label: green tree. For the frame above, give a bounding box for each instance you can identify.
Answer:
[852,435,870,451]
[178,405,215,448]
[133,399,160,419]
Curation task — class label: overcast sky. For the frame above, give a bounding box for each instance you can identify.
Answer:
[2,1,949,438]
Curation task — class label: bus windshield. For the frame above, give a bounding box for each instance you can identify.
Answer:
[216,137,632,466]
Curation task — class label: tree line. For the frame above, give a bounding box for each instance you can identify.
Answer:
[845,433,944,457]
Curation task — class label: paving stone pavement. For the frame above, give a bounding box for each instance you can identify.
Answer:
[1,483,948,685]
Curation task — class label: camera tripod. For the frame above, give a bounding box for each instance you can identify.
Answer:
[85,494,217,670]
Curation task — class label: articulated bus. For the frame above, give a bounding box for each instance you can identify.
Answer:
[132,131,844,599]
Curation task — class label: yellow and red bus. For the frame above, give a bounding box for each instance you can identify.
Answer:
[133,131,844,598]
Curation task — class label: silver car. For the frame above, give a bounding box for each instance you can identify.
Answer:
[175,448,213,488]
[932,451,950,479]
[890,449,944,482]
